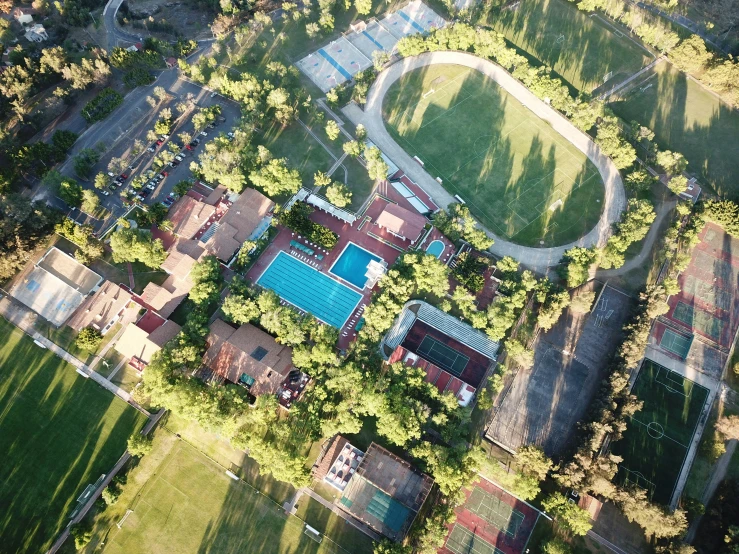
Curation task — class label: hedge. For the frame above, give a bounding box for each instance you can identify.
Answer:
[81,89,123,123]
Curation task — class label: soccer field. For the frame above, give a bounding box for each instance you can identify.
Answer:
[103,437,374,554]
[611,59,739,197]
[479,0,653,92]
[0,317,146,554]
[383,64,605,247]
[610,359,709,505]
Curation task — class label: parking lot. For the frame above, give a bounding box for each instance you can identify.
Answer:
[59,76,241,229]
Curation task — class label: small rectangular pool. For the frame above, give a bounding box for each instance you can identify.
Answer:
[257,252,361,329]
[330,242,383,289]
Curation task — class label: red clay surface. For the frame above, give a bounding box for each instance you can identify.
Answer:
[401,319,492,389]
[663,222,739,349]
[439,477,539,554]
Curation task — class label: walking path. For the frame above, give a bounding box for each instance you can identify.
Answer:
[46,409,165,554]
[342,51,627,272]
[587,530,632,554]
[595,199,676,278]
[0,295,148,415]
[597,56,664,100]
[285,487,383,542]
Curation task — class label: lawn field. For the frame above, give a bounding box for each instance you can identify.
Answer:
[611,59,739,197]
[101,436,373,554]
[0,317,146,554]
[383,64,605,247]
[610,359,709,505]
[478,0,653,92]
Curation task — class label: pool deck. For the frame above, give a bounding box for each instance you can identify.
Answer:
[247,211,405,350]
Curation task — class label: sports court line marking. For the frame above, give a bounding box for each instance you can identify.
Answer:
[361,30,386,51]
[397,9,426,34]
[318,48,353,80]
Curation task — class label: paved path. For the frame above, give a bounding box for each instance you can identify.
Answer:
[46,410,165,554]
[342,51,627,272]
[595,199,676,278]
[685,437,738,543]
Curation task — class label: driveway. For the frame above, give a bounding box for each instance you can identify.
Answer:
[342,51,627,271]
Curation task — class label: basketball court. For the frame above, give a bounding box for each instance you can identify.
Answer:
[295,37,371,92]
[440,478,538,554]
[610,358,710,505]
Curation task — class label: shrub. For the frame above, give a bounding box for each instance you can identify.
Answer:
[279,203,338,249]
[76,327,102,351]
[81,88,123,123]
[124,67,155,87]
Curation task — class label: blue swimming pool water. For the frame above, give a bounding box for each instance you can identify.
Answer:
[257,252,361,329]
[330,243,383,289]
[426,240,444,259]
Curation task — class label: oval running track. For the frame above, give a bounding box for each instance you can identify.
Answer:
[342,51,627,271]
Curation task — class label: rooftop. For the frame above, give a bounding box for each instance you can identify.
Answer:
[202,319,294,397]
[205,188,273,262]
[38,247,102,295]
[168,196,216,240]
[66,280,135,333]
[375,203,427,243]
[114,319,181,365]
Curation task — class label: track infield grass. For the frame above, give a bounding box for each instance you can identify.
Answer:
[0,317,146,554]
[610,358,709,505]
[610,59,739,197]
[478,0,653,92]
[382,64,605,247]
[101,435,374,554]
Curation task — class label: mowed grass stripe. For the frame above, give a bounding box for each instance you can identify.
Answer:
[480,0,653,92]
[610,359,709,505]
[611,60,739,197]
[0,317,146,554]
[104,438,373,554]
[383,64,604,247]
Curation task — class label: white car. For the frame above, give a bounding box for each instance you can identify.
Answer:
[107,172,116,177]
[210,92,217,98]
[146,183,156,190]
[175,155,184,162]
[200,131,208,137]
[100,190,110,196]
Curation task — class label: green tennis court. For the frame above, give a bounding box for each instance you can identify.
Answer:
[417,335,469,376]
[467,486,525,537]
[257,252,361,328]
[660,328,693,359]
[672,301,724,342]
[445,525,504,554]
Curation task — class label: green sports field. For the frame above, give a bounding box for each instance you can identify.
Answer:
[611,59,739,197]
[478,0,653,92]
[383,64,605,247]
[0,318,146,554]
[610,359,709,505]
[102,437,374,554]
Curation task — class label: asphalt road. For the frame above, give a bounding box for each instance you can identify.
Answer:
[103,0,145,51]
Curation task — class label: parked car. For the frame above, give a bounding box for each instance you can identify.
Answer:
[100,190,110,196]
[159,134,170,140]
[170,160,180,167]
[210,92,217,98]
[141,188,151,197]
[175,155,185,162]
[107,171,116,178]
[147,145,156,153]
[200,131,208,137]
[160,170,169,177]
[146,184,155,190]
[108,184,117,191]
[136,194,144,202]
[120,173,128,179]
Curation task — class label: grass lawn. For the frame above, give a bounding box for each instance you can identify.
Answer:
[610,359,710,505]
[295,496,375,554]
[98,429,370,554]
[34,320,122,366]
[0,317,146,554]
[610,59,739,197]
[477,0,653,92]
[383,63,605,247]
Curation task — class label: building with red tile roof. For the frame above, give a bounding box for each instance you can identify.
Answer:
[375,203,427,244]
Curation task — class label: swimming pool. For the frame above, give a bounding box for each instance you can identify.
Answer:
[257,252,361,329]
[426,240,444,259]
[330,242,383,289]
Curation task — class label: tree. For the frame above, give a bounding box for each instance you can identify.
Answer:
[571,290,596,314]
[596,116,636,169]
[70,522,92,550]
[516,445,552,480]
[40,46,67,74]
[222,294,261,325]
[249,158,301,197]
[656,150,688,176]
[364,145,389,181]
[102,482,122,506]
[615,487,687,538]
[374,540,411,554]
[94,172,109,190]
[668,175,688,195]
[173,180,192,197]
[505,339,534,368]
[433,203,493,250]
[402,252,450,297]
[343,140,363,157]
[716,415,739,440]
[355,0,372,14]
[76,327,102,351]
[73,148,100,178]
[669,35,713,73]
[110,228,167,268]
[313,171,331,187]
[325,120,340,141]
[59,179,83,208]
[542,492,593,535]
[543,538,573,554]
[537,289,571,330]
[127,434,153,457]
[625,169,654,194]
[326,182,352,207]
[81,190,100,215]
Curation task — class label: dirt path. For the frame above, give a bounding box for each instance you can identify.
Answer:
[342,51,626,272]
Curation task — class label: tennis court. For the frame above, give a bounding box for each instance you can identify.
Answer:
[467,486,525,537]
[610,359,710,504]
[659,328,693,359]
[672,301,724,343]
[347,20,399,60]
[257,252,361,329]
[445,525,505,554]
[401,0,446,31]
[417,335,469,376]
